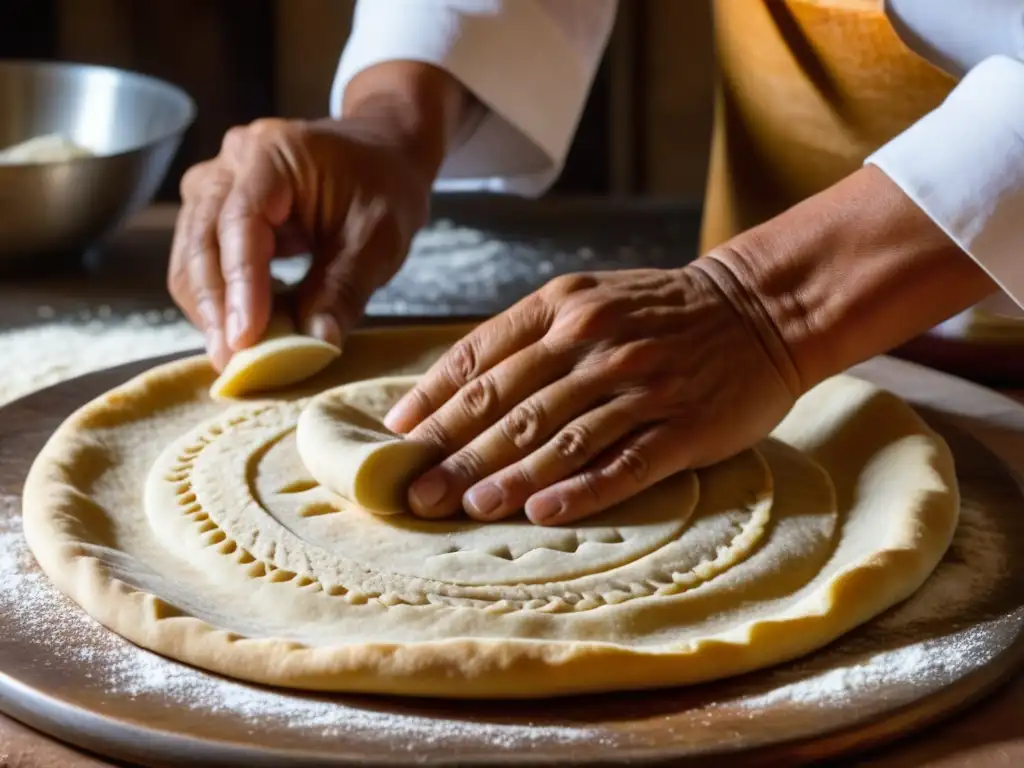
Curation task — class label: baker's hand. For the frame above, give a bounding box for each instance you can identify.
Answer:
[167,117,431,370]
[385,263,802,525]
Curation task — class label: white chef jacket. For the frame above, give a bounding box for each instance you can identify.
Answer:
[330,0,1024,315]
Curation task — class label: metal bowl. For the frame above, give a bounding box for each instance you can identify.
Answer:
[0,60,195,265]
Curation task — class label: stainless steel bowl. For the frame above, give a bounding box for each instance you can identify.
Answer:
[0,60,195,265]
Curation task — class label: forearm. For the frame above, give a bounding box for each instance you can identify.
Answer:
[707,165,996,392]
[341,60,475,184]
[332,0,616,197]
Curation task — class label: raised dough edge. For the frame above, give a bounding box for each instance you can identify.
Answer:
[21,350,959,699]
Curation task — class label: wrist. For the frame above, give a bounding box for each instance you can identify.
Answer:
[686,258,804,399]
[704,166,995,389]
[342,60,472,185]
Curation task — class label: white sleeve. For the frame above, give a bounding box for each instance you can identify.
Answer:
[868,1,1024,309]
[330,0,617,197]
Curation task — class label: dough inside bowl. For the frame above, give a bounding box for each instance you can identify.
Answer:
[0,133,94,164]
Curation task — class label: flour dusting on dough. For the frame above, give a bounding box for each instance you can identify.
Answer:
[0,513,606,748]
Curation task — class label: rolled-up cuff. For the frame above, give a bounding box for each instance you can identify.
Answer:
[867,55,1024,310]
[331,0,597,197]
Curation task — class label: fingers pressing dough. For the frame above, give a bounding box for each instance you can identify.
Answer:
[296,380,438,515]
[210,313,341,399]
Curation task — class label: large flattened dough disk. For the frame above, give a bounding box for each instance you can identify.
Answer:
[21,324,959,699]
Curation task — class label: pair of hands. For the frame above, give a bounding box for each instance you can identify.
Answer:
[168,118,797,525]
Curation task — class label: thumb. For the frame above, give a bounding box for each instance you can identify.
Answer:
[297,195,400,347]
[219,149,293,352]
[295,253,375,349]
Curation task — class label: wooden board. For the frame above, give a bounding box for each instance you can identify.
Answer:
[0,352,1023,767]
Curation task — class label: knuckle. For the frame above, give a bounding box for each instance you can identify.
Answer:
[194,299,222,327]
[220,125,249,153]
[182,245,207,276]
[506,463,537,496]
[553,424,593,463]
[193,283,225,308]
[459,375,499,421]
[605,446,650,484]
[166,261,188,300]
[515,291,555,333]
[443,448,485,483]
[414,415,452,452]
[606,339,660,376]
[221,258,259,286]
[443,339,480,389]
[249,117,285,134]
[501,400,546,449]
[217,201,252,229]
[576,470,602,502]
[183,234,217,272]
[491,463,537,507]
[191,203,221,238]
[179,164,206,196]
[544,272,598,300]
[643,375,685,407]
[212,165,234,192]
[181,162,231,199]
[566,301,615,342]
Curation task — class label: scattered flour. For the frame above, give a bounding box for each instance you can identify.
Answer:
[731,622,1003,712]
[0,300,1018,756]
[0,314,200,407]
[2,499,1016,752]
[0,515,604,752]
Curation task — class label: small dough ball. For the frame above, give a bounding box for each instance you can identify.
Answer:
[209,314,340,399]
[296,384,438,515]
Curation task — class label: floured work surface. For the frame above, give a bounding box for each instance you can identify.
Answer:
[0,348,1023,765]
[19,324,962,699]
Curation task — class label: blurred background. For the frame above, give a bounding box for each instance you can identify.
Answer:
[0,0,716,205]
[6,0,1023,387]
[0,0,715,380]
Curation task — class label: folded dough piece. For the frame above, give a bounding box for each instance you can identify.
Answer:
[296,379,438,514]
[210,314,340,399]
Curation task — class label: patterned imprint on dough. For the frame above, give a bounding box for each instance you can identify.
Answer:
[159,404,772,613]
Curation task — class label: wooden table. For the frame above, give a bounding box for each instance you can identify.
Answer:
[1,204,1022,767]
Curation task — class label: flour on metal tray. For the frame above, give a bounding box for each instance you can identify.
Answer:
[0,515,604,749]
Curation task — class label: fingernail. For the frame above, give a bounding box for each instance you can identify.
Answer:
[225,311,243,349]
[303,313,342,347]
[206,329,229,371]
[465,483,503,519]
[384,397,416,434]
[410,470,448,513]
[526,494,563,524]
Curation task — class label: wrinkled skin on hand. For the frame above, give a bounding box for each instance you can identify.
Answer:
[384,263,800,525]
[167,117,431,369]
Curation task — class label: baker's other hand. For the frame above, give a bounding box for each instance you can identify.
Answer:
[384,262,803,525]
[167,62,470,370]
[167,116,430,370]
